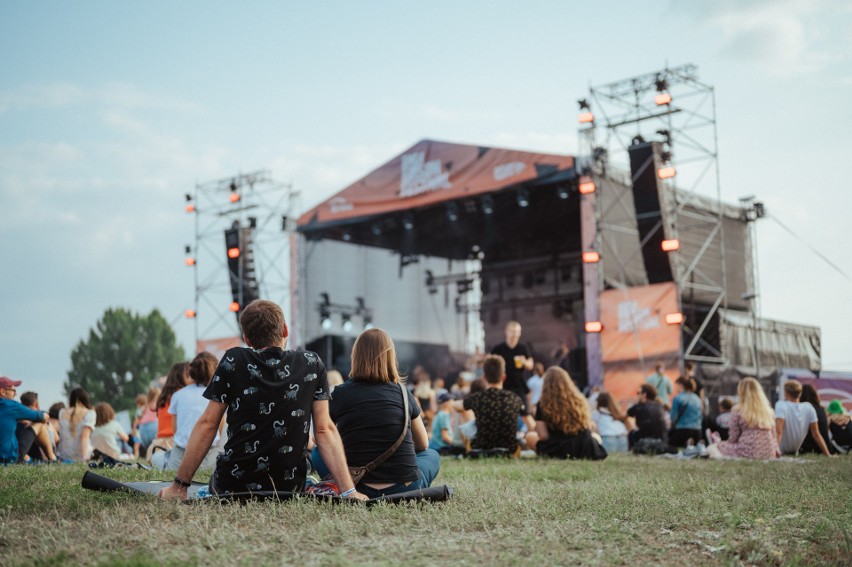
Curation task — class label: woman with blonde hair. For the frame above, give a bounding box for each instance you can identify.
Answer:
[57,387,96,461]
[311,328,440,497]
[708,377,779,460]
[525,367,606,460]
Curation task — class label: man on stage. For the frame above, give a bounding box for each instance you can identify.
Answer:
[490,321,534,415]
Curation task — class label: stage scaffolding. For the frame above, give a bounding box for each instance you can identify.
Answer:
[186,170,299,345]
[578,64,732,375]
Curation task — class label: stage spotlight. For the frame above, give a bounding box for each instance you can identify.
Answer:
[578,111,594,124]
[661,239,680,252]
[657,166,676,179]
[281,215,289,231]
[321,316,332,330]
[371,223,381,236]
[184,245,191,254]
[447,202,459,222]
[229,301,240,312]
[582,251,600,263]
[481,195,495,215]
[585,321,603,333]
[660,150,673,164]
[631,135,646,146]
[557,186,570,200]
[185,257,196,266]
[184,309,196,319]
[656,129,672,145]
[185,204,196,213]
[579,176,596,194]
[578,98,591,111]
[227,247,240,259]
[403,214,414,230]
[363,316,374,330]
[229,192,240,203]
[248,217,257,229]
[342,314,353,332]
[516,189,530,208]
[342,232,352,242]
[655,92,672,106]
[665,312,684,325]
[184,194,193,202]
[654,75,668,92]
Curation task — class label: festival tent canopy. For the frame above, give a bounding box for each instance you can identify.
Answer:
[297,139,577,259]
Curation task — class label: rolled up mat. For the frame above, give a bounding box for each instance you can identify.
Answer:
[81,470,132,493]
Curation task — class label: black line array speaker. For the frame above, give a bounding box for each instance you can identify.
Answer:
[628,141,674,283]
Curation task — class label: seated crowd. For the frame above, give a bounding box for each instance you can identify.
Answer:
[1,302,848,499]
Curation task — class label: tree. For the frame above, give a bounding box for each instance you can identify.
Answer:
[66,308,186,411]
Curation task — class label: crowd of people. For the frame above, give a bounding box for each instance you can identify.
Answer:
[1,304,850,501]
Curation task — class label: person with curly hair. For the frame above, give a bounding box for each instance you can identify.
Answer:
[524,367,606,460]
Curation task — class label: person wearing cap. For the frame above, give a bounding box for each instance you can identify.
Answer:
[826,400,851,452]
[0,376,49,464]
[428,392,454,453]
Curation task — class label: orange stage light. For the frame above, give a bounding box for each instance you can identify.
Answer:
[185,257,196,266]
[578,175,596,194]
[229,192,240,203]
[665,312,684,325]
[229,302,240,312]
[582,251,600,263]
[658,166,676,179]
[185,204,195,213]
[227,247,240,259]
[585,321,603,333]
[578,111,595,124]
[661,239,680,252]
[655,92,672,106]
[184,309,196,319]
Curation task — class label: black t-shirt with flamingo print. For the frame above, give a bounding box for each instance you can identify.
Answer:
[204,346,329,493]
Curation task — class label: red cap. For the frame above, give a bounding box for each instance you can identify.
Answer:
[0,376,22,389]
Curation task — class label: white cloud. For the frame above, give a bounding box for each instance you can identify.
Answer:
[683,0,843,75]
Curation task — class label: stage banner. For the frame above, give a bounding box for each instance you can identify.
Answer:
[197,336,243,361]
[600,282,681,407]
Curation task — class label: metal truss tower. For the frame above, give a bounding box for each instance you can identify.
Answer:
[579,63,729,369]
[185,170,299,345]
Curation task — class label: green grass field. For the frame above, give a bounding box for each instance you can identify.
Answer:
[1,455,850,566]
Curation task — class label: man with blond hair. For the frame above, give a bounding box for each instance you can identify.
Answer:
[490,321,533,414]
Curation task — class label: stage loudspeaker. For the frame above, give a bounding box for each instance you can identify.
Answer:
[628,141,674,283]
[567,347,588,392]
[224,223,261,320]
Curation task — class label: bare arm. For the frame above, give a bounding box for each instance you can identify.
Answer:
[776,418,785,445]
[80,427,92,460]
[440,427,452,445]
[809,422,832,457]
[535,420,549,442]
[411,415,428,451]
[159,401,226,500]
[312,400,367,501]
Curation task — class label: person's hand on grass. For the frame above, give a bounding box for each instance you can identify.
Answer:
[345,490,369,502]
[158,483,188,501]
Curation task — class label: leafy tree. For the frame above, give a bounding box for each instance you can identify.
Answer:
[66,308,186,411]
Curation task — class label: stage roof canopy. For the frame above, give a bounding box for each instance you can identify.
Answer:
[297,139,577,260]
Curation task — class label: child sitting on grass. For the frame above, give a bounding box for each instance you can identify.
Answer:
[429,392,454,454]
[91,402,131,460]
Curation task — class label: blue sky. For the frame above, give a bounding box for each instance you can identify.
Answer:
[2,1,851,406]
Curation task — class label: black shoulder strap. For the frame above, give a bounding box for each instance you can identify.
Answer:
[348,383,411,481]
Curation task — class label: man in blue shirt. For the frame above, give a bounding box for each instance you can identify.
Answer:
[0,376,48,463]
